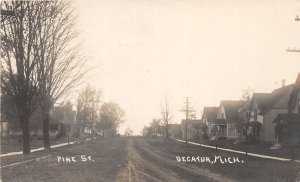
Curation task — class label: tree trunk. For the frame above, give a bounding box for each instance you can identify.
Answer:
[21,116,31,154]
[166,123,169,139]
[1,121,3,139]
[90,125,93,141]
[8,123,10,144]
[43,111,51,150]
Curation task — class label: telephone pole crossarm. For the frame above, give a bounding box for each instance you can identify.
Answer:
[286,15,300,52]
[286,47,300,52]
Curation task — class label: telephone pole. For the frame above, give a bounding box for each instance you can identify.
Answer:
[287,14,300,52]
[180,97,195,143]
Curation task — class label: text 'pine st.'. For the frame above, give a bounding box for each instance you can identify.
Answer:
[57,155,95,163]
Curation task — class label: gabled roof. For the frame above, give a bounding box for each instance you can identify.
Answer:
[295,73,300,86]
[250,93,272,112]
[251,93,271,105]
[260,84,294,114]
[250,73,300,114]
[220,100,246,123]
[213,119,226,125]
[181,119,203,129]
[288,73,300,112]
[181,119,202,125]
[202,107,218,123]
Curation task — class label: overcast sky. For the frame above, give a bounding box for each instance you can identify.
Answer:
[72,0,300,134]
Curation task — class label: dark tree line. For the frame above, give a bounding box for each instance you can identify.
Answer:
[1,1,86,154]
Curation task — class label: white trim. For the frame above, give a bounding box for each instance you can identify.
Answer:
[1,155,50,169]
[0,140,80,157]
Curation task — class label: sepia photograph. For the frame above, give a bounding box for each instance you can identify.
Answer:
[1,0,300,181]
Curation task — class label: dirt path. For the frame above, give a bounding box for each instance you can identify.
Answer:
[115,138,231,182]
[115,139,180,182]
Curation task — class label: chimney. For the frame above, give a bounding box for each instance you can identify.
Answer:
[282,79,286,87]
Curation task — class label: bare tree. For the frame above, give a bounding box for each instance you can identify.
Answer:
[150,119,163,137]
[76,85,101,140]
[160,97,172,139]
[240,87,254,101]
[34,0,86,149]
[124,127,133,136]
[1,1,45,154]
[98,102,125,138]
[141,119,163,138]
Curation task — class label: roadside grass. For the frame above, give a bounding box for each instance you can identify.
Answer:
[1,138,129,182]
[147,138,300,182]
[189,138,300,160]
[0,137,80,154]
[0,141,83,166]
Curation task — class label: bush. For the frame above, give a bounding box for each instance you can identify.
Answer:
[202,133,209,140]
[218,136,227,140]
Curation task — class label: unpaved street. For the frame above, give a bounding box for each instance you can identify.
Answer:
[1,137,300,182]
[117,139,230,182]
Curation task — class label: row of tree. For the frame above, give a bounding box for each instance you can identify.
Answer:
[75,85,125,139]
[142,119,164,137]
[141,97,172,138]
[1,1,85,154]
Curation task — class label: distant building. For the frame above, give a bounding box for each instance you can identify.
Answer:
[249,73,300,142]
[213,100,245,139]
[181,119,203,140]
[248,93,272,141]
[168,124,181,139]
[201,107,218,138]
[52,105,77,138]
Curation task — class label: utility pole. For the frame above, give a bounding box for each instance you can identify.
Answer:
[161,97,172,139]
[91,101,94,141]
[180,97,195,143]
[287,14,300,52]
[90,100,101,140]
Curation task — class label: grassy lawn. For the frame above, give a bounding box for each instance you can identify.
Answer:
[189,138,300,160]
[149,138,300,182]
[1,137,79,154]
[1,138,128,182]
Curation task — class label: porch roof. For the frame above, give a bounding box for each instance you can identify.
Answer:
[212,119,226,125]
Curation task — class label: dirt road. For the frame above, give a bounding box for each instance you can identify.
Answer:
[1,137,299,182]
[116,139,230,182]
